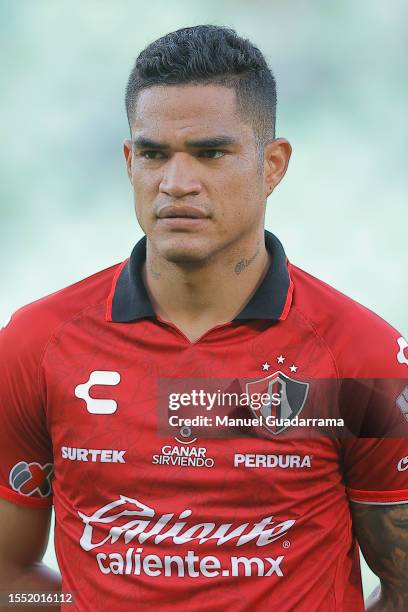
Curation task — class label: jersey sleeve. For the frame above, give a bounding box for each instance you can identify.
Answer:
[0,309,54,509]
[342,437,408,504]
[341,328,408,504]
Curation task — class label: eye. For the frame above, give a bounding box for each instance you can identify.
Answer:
[141,151,166,160]
[199,150,225,159]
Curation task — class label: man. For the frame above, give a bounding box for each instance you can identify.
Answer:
[0,24,407,612]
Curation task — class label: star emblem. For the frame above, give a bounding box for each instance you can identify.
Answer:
[261,362,271,371]
[289,364,298,372]
[277,355,285,364]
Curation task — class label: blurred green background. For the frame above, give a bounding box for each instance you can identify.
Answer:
[1,0,407,601]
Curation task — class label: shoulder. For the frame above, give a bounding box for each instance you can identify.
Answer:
[289,263,406,377]
[0,262,122,363]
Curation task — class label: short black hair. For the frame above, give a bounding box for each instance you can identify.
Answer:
[125,25,277,145]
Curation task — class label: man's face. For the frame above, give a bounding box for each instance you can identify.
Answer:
[124,84,274,264]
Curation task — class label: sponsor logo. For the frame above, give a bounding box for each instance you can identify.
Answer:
[9,461,53,497]
[396,386,408,422]
[61,447,126,463]
[95,547,285,577]
[175,425,197,445]
[397,337,408,367]
[397,456,408,472]
[74,370,121,414]
[245,371,309,435]
[79,496,295,550]
[152,445,215,468]
[234,454,312,469]
[78,496,295,577]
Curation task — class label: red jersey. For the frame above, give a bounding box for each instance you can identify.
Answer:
[1,230,407,611]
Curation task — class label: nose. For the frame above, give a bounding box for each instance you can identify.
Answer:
[159,153,202,198]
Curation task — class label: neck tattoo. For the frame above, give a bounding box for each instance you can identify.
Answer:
[148,263,161,280]
[234,247,260,275]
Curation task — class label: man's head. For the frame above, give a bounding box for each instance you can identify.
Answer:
[125,25,277,148]
[123,25,291,265]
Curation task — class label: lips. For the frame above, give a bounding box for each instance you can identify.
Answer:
[157,206,209,219]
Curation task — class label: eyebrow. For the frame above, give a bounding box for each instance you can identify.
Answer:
[131,136,238,149]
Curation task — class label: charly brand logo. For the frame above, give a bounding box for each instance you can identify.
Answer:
[74,371,121,414]
[246,371,309,435]
[78,495,296,551]
[397,456,408,472]
[9,461,53,497]
[397,337,408,367]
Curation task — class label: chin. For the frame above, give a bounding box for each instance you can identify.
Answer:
[155,235,212,265]
[160,246,209,265]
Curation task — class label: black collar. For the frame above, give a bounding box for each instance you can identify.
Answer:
[107,230,293,323]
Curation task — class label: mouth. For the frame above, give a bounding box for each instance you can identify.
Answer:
[157,205,209,220]
[156,205,211,228]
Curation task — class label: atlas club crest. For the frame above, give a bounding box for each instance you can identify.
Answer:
[246,371,309,435]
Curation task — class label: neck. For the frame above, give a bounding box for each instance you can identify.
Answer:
[142,230,270,332]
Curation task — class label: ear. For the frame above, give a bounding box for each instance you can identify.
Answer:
[123,138,133,182]
[263,138,292,198]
